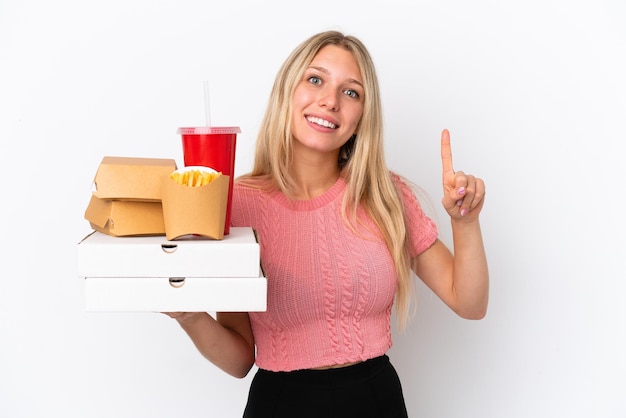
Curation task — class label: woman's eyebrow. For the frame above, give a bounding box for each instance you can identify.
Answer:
[307,65,363,87]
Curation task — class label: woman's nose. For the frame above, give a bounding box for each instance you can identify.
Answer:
[318,88,339,111]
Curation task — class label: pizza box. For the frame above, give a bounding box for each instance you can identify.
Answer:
[77,227,260,278]
[84,271,267,312]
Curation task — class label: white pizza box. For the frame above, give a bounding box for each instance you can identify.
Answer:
[84,272,267,312]
[77,227,260,278]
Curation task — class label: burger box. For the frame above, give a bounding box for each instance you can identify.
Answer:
[84,156,178,237]
[77,227,266,312]
[91,156,177,201]
[84,195,166,237]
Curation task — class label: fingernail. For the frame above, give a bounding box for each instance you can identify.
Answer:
[460,208,467,216]
[456,199,463,207]
[457,187,466,196]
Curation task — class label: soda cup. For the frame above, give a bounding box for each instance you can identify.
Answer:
[178,126,240,235]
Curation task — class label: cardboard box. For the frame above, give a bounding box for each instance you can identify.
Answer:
[84,195,165,237]
[78,226,265,312]
[84,273,267,312]
[92,156,177,201]
[77,227,260,278]
[161,168,229,240]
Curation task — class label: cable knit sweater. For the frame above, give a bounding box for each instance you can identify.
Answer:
[230,173,438,372]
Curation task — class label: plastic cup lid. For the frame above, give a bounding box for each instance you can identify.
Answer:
[177,127,241,135]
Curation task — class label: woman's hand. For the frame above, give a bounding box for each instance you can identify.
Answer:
[162,312,203,324]
[440,129,486,221]
[161,311,255,378]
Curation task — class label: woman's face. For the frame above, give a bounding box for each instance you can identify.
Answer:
[290,44,364,159]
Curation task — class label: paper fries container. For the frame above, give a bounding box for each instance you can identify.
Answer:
[161,170,229,240]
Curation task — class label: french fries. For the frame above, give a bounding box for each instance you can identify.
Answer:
[170,169,221,187]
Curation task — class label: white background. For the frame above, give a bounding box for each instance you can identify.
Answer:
[1,1,625,417]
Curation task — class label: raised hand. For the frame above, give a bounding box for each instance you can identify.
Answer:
[440,129,485,220]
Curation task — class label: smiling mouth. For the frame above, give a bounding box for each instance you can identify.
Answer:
[306,116,337,129]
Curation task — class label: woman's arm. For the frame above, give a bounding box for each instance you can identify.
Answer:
[411,226,488,319]
[411,129,489,319]
[165,311,255,378]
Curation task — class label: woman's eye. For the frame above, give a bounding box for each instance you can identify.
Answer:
[308,76,322,85]
[344,89,359,99]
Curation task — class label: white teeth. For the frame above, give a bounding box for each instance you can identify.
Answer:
[307,116,336,129]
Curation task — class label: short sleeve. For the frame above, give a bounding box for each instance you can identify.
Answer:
[392,173,439,258]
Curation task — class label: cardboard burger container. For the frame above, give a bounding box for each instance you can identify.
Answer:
[77,227,266,312]
[84,156,177,237]
[92,156,177,201]
[160,166,229,241]
[84,195,165,237]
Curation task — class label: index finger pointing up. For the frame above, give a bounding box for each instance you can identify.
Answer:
[441,129,454,176]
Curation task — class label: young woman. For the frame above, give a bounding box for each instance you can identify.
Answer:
[166,30,488,418]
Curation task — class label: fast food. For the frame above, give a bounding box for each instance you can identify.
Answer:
[170,167,221,187]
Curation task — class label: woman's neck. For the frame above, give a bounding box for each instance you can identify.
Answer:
[290,153,341,200]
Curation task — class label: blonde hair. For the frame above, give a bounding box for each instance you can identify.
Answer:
[239,31,415,330]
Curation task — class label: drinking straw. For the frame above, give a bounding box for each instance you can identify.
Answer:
[203,80,211,127]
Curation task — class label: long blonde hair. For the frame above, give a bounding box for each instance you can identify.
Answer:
[239,31,415,329]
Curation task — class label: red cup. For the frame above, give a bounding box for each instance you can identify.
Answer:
[178,126,240,235]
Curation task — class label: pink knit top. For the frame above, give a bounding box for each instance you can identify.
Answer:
[231,173,438,372]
